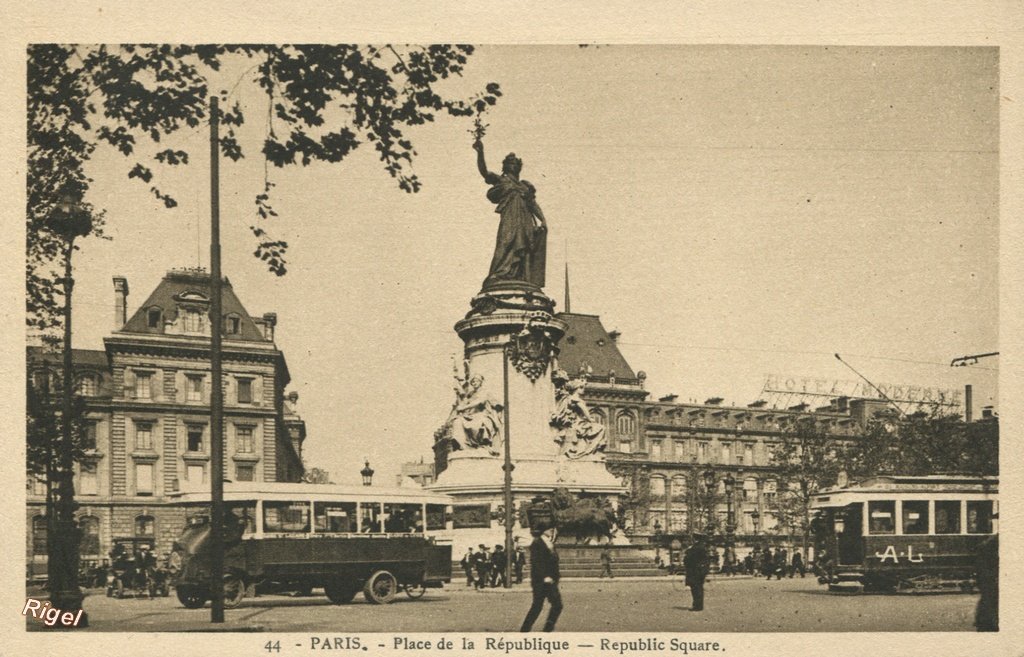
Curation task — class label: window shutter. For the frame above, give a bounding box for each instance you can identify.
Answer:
[124,369,136,398]
[150,370,160,401]
[252,375,263,406]
[175,371,184,403]
[204,376,212,403]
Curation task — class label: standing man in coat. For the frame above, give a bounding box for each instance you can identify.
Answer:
[521,527,563,632]
[683,534,711,612]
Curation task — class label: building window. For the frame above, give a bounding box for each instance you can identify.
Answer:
[186,464,205,490]
[616,412,636,438]
[147,307,162,329]
[650,441,662,460]
[743,477,758,501]
[618,439,631,453]
[134,422,153,450]
[236,426,254,453]
[674,440,686,461]
[671,476,688,502]
[79,515,100,557]
[135,371,152,399]
[186,374,204,402]
[744,443,754,465]
[187,424,205,453]
[226,316,241,335]
[237,378,253,404]
[721,442,732,464]
[76,374,98,396]
[30,476,47,496]
[82,421,97,450]
[135,463,154,496]
[763,479,777,504]
[79,462,98,496]
[698,442,709,462]
[935,500,962,534]
[235,464,254,482]
[32,516,48,556]
[135,515,155,538]
[183,310,204,333]
[650,476,666,497]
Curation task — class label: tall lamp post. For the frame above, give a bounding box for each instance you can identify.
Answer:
[723,473,736,573]
[702,468,717,535]
[46,188,93,626]
[501,343,515,589]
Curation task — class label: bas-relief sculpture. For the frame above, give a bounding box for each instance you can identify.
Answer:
[550,369,607,460]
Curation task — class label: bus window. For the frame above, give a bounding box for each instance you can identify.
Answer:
[315,502,357,533]
[360,503,383,533]
[934,500,961,534]
[967,500,993,534]
[384,503,423,533]
[426,504,447,530]
[868,501,895,535]
[901,500,928,534]
[263,501,311,533]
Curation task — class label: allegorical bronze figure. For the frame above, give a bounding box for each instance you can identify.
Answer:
[473,136,547,289]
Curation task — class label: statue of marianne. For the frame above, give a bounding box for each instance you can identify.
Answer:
[473,137,548,289]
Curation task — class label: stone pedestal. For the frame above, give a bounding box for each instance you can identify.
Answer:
[431,282,625,503]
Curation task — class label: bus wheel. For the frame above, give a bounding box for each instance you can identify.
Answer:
[177,585,208,609]
[405,583,426,599]
[223,575,246,608]
[363,570,398,605]
[324,581,357,605]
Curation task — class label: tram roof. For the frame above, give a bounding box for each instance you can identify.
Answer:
[810,474,997,507]
[168,482,455,504]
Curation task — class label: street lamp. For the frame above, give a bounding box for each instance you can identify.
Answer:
[360,460,375,486]
[702,468,716,533]
[46,187,93,627]
[751,508,760,536]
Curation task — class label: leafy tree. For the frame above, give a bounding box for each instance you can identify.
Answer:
[28,44,501,333]
[769,416,848,556]
[608,462,651,533]
[300,467,332,484]
[843,410,998,479]
[26,358,93,492]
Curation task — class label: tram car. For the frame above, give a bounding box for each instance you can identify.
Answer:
[168,483,454,608]
[810,474,997,592]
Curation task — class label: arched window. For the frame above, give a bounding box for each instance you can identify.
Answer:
[134,515,155,538]
[671,476,688,503]
[591,408,606,426]
[649,475,666,498]
[32,516,48,556]
[743,477,758,501]
[79,515,100,557]
[616,411,637,438]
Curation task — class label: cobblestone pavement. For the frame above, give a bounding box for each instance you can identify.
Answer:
[31,576,978,633]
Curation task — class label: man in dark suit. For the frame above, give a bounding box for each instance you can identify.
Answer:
[683,534,710,611]
[520,528,563,632]
[491,544,508,588]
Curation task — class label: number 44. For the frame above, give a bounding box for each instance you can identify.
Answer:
[265,641,281,653]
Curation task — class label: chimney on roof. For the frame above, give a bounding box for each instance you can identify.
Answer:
[747,400,768,408]
[704,397,724,406]
[608,330,621,343]
[659,394,678,403]
[261,312,277,341]
[789,403,809,412]
[113,276,129,330]
[981,406,994,419]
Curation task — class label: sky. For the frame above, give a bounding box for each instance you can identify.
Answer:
[61,45,998,485]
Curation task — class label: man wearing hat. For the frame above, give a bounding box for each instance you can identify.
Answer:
[491,544,508,588]
[473,545,491,591]
[683,534,711,612]
[521,527,562,632]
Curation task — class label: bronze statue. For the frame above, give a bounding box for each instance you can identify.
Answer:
[550,369,607,459]
[473,137,547,288]
[445,359,503,456]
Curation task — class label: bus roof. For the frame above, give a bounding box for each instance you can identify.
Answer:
[811,474,997,508]
[168,481,455,505]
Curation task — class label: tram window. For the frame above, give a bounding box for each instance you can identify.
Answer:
[901,500,929,535]
[868,501,896,535]
[967,500,994,534]
[426,504,447,530]
[263,501,311,533]
[314,502,357,533]
[229,503,257,536]
[935,501,961,534]
[384,503,424,533]
[360,503,383,533]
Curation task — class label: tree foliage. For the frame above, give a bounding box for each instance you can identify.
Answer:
[26,361,93,480]
[27,44,501,333]
[300,466,332,484]
[842,411,998,479]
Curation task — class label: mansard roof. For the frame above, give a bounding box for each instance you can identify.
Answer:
[120,269,266,342]
[555,312,638,382]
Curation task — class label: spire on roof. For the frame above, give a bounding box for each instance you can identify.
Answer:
[564,260,571,314]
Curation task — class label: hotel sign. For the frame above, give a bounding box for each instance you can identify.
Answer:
[763,374,961,406]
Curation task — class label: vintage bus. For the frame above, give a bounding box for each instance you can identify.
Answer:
[810,474,997,592]
[167,483,454,608]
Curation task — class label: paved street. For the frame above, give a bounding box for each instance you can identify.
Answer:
[35,576,979,633]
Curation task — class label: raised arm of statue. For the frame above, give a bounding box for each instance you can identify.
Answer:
[473,139,499,184]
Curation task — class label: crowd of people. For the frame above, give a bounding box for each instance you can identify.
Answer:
[460,542,527,589]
